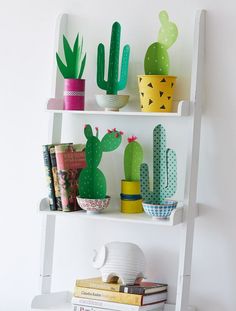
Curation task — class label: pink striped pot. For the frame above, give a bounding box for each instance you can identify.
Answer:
[63,79,85,110]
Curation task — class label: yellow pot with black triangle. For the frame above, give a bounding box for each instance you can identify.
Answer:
[138,75,176,112]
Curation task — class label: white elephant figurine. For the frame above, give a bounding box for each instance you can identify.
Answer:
[92,241,146,285]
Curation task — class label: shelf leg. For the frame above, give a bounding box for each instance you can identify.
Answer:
[39,214,56,294]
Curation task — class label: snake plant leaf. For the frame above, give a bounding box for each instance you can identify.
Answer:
[56,53,70,78]
[72,34,79,78]
[63,35,75,77]
[78,54,87,79]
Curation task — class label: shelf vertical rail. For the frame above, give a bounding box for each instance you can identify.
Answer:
[175,10,206,311]
[39,13,68,295]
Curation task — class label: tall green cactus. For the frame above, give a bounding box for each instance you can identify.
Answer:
[97,21,130,95]
[124,136,143,181]
[144,11,178,75]
[140,124,177,204]
[79,125,123,199]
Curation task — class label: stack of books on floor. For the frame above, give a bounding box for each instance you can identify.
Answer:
[72,277,168,311]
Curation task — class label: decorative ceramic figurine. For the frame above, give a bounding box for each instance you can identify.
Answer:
[93,241,146,285]
[138,11,178,112]
[56,34,86,110]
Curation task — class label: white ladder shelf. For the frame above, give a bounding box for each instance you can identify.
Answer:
[31,9,205,311]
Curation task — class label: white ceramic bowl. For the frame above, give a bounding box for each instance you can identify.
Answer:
[96,94,129,111]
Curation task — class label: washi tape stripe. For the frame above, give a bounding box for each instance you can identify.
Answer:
[120,193,142,201]
[64,91,85,96]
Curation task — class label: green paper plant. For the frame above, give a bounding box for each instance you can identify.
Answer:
[56,34,86,79]
[124,136,143,181]
[79,125,123,199]
[144,11,178,75]
[140,124,177,204]
[97,21,130,95]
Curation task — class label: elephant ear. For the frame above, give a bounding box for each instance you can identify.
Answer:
[92,245,107,269]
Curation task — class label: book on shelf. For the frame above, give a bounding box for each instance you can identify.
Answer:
[49,146,63,211]
[42,144,57,211]
[75,277,167,295]
[55,144,86,212]
[72,297,165,311]
[74,286,167,306]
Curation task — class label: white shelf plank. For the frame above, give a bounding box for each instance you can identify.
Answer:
[31,291,196,310]
[39,198,184,226]
[47,99,190,117]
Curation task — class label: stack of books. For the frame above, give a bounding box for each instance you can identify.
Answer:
[72,277,168,311]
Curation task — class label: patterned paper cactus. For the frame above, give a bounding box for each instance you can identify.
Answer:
[79,125,123,199]
[140,124,177,204]
[124,136,143,181]
[97,21,130,95]
[144,11,178,75]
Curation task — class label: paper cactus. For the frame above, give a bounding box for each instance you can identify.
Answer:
[124,136,143,181]
[140,124,177,204]
[79,125,123,199]
[144,11,178,75]
[56,34,86,79]
[97,21,130,95]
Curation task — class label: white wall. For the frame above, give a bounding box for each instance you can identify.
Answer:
[0,0,235,310]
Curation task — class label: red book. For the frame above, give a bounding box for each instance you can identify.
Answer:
[55,144,86,212]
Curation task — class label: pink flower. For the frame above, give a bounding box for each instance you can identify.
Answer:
[128,135,138,143]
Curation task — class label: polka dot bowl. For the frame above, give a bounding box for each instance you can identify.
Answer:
[76,196,110,213]
[142,200,177,219]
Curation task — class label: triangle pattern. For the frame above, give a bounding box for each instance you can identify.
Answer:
[149,99,153,105]
[141,92,144,97]
[139,77,142,83]
[160,91,164,97]
[171,82,174,88]
[168,96,171,100]
[160,105,166,109]
[147,83,153,88]
[160,78,166,82]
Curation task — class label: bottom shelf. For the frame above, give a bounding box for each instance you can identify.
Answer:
[31,292,196,311]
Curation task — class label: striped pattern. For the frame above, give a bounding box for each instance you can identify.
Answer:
[64,90,85,96]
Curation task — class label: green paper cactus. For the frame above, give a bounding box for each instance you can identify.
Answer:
[97,21,130,95]
[56,34,86,79]
[144,11,178,75]
[79,125,123,199]
[140,124,177,204]
[124,136,143,181]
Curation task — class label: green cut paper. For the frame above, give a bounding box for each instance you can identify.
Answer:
[124,140,143,181]
[79,125,122,199]
[140,124,177,204]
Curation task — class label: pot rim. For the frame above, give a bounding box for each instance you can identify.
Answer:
[138,75,177,79]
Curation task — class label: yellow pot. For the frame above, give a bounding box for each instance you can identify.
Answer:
[138,75,176,112]
[120,180,143,214]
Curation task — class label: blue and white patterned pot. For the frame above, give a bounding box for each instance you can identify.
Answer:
[142,200,177,219]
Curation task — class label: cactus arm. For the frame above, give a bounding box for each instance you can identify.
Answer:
[84,124,93,139]
[101,131,122,152]
[140,163,153,203]
[85,136,103,168]
[97,43,108,90]
[158,11,178,49]
[107,22,121,95]
[165,149,177,198]
[144,42,169,75]
[118,44,130,91]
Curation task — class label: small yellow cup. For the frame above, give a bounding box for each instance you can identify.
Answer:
[138,75,176,112]
[120,180,143,214]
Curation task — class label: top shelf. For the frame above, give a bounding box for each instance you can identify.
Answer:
[47,99,190,117]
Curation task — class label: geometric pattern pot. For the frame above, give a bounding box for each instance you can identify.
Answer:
[142,200,177,219]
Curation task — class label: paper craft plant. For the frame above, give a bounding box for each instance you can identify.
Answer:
[79,125,123,199]
[124,136,143,181]
[144,11,178,75]
[140,124,177,204]
[97,21,130,94]
[56,34,86,79]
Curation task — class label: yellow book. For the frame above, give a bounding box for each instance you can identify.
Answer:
[74,286,168,306]
[75,277,121,292]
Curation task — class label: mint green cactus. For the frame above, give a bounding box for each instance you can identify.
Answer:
[144,11,178,75]
[79,125,123,199]
[124,136,143,181]
[97,21,130,95]
[140,124,177,204]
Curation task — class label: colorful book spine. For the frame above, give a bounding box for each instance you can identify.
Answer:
[55,144,86,212]
[72,297,165,311]
[75,278,121,292]
[49,147,63,211]
[42,145,56,211]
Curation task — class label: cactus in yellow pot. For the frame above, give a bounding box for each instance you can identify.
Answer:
[138,11,178,112]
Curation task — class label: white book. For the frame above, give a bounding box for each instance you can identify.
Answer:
[71,297,165,311]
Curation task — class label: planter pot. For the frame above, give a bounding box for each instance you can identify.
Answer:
[76,196,110,213]
[64,79,85,110]
[138,75,176,112]
[142,200,177,219]
[120,180,143,213]
[96,94,129,111]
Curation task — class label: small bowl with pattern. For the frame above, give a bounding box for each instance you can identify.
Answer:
[142,200,177,219]
[76,196,111,213]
